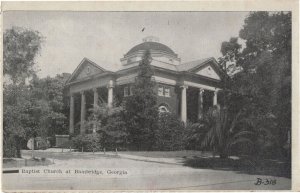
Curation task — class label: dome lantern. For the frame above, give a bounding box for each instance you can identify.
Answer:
[142,36,160,43]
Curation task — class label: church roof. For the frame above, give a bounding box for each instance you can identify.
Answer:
[125,41,176,56]
[176,57,216,71]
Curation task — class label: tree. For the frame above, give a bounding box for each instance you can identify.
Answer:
[154,113,185,151]
[29,74,70,141]
[4,27,43,84]
[122,50,159,150]
[3,27,43,157]
[218,12,291,159]
[239,12,291,158]
[85,103,127,150]
[3,84,32,157]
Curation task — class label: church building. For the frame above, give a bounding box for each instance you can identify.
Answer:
[65,36,224,135]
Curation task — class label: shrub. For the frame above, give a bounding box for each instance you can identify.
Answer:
[184,121,209,150]
[3,135,18,158]
[72,133,101,152]
[101,114,128,150]
[154,113,185,151]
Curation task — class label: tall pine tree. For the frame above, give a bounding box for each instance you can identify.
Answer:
[122,50,158,150]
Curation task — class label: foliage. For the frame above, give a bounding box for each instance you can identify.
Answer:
[3,73,70,157]
[29,74,70,137]
[122,50,159,150]
[238,12,291,158]
[3,27,44,157]
[102,113,128,150]
[3,84,32,157]
[4,26,43,84]
[200,105,254,158]
[184,121,209,151]
[154,113,185,151]
[3,135,19,158]
[72,133,101,152]
[218,12,291,159]
[85,103,128,150]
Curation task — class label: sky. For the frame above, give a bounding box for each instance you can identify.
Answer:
[4,11,249,78]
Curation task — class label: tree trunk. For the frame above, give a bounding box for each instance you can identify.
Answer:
[15,136,21,158]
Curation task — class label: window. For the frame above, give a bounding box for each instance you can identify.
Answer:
[158,106,170,114]
[86,66,91,74]
[158,106,169,114]
[158,85,171,97]
[158,86,164,96]
[130,86,133,96]
[124,85,133,97]
[164,88,170,97]
[124,86,129,97]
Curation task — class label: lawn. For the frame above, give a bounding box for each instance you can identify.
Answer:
[119,151,291,178]
[20,149,119,160]
[183,156,291,179]
[15,149,290,179]
[3,157,52,168]
[118,150,212,158]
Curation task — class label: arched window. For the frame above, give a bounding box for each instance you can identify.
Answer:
[158,105,169,114]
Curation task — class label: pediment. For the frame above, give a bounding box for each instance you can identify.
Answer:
[194,64,221,80]
[67,58,106,83]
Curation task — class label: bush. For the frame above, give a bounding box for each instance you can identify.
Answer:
[101,114,128,150]
[184,121,208,150]
[3,135,18,158]
[72,133,101,152]
[154,113,185,151]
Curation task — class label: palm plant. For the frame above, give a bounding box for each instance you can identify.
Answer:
[201,105,254,158]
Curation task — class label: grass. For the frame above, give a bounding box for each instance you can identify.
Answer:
[3,157,52,168]
[118,151,291,178]
[183,156,291,178]
[118,150,211,158]
[21,149,119,160]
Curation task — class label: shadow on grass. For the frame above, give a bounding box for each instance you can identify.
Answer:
[183,156,291,178]
[3,157,53,168]
[21,150,120,161]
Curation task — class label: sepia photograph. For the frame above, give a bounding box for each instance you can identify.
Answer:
[2,2,297,191]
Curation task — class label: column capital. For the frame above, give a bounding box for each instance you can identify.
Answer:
[107,80,115,88]
[93,88,98,92]
[180,85,188,89]
[80,90,85,95]
[199,88,205,93]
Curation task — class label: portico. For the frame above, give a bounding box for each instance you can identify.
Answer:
[180,83,220,124]
[68,77,115,134]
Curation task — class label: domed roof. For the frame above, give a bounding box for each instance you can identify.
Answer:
[125,41,176,56]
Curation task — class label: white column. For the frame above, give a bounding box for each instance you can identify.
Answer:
[107,80,114,108]
[93,88,98,133]
[198,88,204,120]
[69,94,75,134]
[93,88,98,108]
[180,85,188,124]
[213,90,218,106]
[80,91,86,134]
